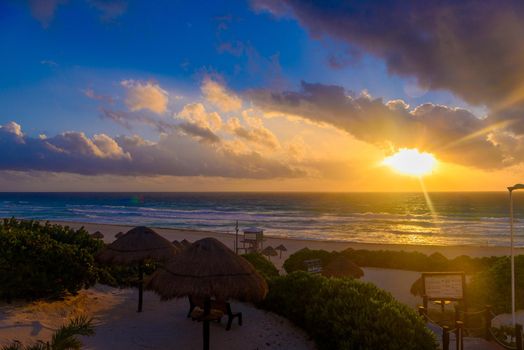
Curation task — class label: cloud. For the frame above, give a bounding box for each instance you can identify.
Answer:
[87,0,127,21]
[101,108,221,144]
[225,110,280,150]
[84,88,115,104]
[249,81,519,169]
[176,103,222,131]
[0,121,301,179]
[121,80,168,114]
[254,1,524,128]
[201,78,242,112]
[28,0,66,28]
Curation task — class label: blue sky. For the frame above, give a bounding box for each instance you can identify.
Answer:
[0,1,520,191]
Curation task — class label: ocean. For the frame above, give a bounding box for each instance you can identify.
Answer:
[0,192,523,247]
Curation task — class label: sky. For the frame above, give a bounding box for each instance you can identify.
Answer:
[1,0,524,191]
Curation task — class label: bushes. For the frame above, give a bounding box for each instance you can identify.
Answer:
[468,256,524,313]
[0,218,104,300]
[260,272,437,350]
[241,253,279,281]
[284,247,501,274]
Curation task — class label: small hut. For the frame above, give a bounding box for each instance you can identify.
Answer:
[321,255,364,279]
[147,237,267,350]
[115,231,124,239]
[172,240,184,250]
[181,239,192,248]
[91,231,104,239]
[261,246,278,261]
[242,227,264,253]
[275,244,287,258]
[97,226,178,312]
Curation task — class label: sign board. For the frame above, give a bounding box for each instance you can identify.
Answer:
[422,272,465,300]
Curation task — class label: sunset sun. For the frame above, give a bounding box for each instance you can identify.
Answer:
[382,149,437,177]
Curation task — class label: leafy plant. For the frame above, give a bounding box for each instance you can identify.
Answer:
[2,315,94,350]
[241,253,279,281]
[260,272,438,350]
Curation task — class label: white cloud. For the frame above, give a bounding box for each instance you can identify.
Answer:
[121,80,169,114]
[201,78,242,112]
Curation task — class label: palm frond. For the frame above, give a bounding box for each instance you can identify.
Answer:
[50,315,94,350]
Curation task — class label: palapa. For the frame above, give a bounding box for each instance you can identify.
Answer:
[115,231,124,239]
[274,244,287,258]
[180,239,192,248]
[147,237,267,350]
[91,231,104,239]
[97,226,177,265]
[148,237,267,302]
[321,255,363,279]
[172,240,184,250]
[96,226,179,312]
[261,246,278,261]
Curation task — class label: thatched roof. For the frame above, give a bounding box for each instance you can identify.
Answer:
[91,231,104,239]
[321,255,364,278]
[262,246,278,257]
[181,239,192,248]
[275,244,287,251]
[115,232,124,239]
[97,226,178,265]
[410,277,424,296]
[172,240,184,250]
[147,237,268,302]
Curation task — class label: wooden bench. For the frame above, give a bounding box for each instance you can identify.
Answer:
[187,296,243,331]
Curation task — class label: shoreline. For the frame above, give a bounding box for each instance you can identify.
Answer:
[49,220,521,263]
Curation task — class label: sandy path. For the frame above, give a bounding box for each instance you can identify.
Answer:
[0,285,315,350]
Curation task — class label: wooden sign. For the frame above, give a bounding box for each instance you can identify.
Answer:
[422,272,465,300]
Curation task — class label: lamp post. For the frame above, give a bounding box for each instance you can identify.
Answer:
[508,184,524,326]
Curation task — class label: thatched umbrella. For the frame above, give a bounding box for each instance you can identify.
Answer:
[181,239,192,248]
[147,237,267,350]
[91,231,104,239]
[97,226,178,312]
[172,240,184,250]
[321,255,364,278]
[275,244,287,259]
[115,231,124,239]
[261,246,277,261]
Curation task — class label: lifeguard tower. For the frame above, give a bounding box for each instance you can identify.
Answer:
[241,227,264,253]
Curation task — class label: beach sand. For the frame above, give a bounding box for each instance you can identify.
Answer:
[0,284,315,350]
[1,220,516,348]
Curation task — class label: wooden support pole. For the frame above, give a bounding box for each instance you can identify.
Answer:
[516,323,523,350]
[455,321,464,350]
[203,298,211,350]
[418,306,427,322]
[137,263,143,313]
[484,305,492,341]
[442,326,450,350]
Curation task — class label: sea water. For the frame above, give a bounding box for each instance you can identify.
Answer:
[0,192,523,247]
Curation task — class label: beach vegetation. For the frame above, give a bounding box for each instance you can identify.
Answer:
[0,219,103,300]
[241,253,279,281]
[1,315,94,350]
[260,272,437,350]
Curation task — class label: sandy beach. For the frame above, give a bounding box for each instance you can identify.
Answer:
[0,220,516,349]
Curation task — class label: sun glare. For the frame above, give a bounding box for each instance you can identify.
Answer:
[382,149,437,177]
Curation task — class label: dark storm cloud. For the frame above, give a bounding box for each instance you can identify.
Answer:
[0,122,301,179]
[249,81,514,169]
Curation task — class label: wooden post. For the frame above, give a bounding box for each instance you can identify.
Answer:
[455,321,464,350]
[203,298,211,350]
[442,326,450,350]
[484,305,492,341]
[423,295,428,311]
[454,306,461,323]
[516,323,523,350]
[137,263,143,313]
[418,306,427,322]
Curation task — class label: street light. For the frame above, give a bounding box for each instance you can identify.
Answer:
[508,184,524,326]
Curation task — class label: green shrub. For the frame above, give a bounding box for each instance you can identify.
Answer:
[283,248,333,273]
[285,247,501,274]
[241,253,279,281]
[260,272,437,350]
[0,218,104,300]
[468,255,524,313]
